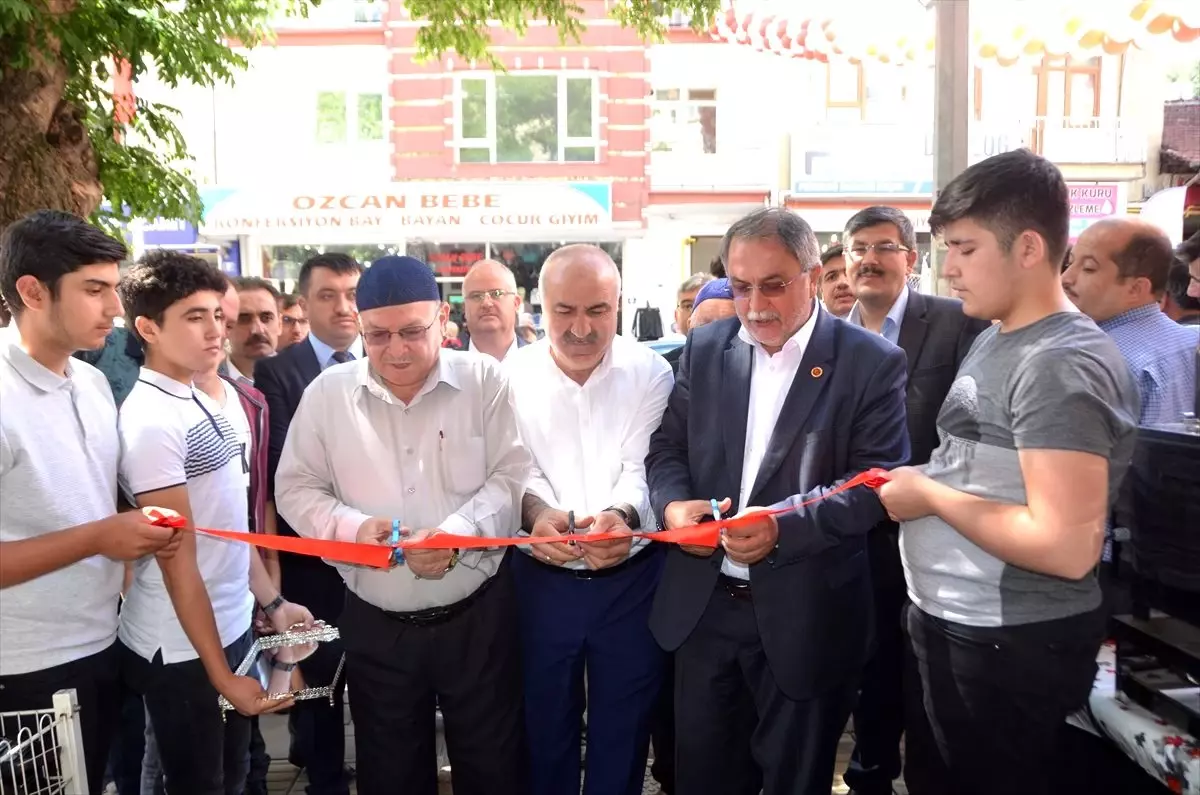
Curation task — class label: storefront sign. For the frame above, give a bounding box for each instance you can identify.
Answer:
[1068,183,1126,242]
[198,182,613,243]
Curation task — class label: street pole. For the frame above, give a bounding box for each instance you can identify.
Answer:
[931,0,971,294]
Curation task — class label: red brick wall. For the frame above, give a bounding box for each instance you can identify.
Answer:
[385,1,649,224]
[1162,99,1200,171]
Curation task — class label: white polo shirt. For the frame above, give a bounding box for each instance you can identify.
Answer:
[0,331,123,675]
[117,367,254,664]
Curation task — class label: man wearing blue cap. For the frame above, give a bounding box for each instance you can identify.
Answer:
[275,255,532,795]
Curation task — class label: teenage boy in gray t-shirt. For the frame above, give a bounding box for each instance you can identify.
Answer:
[877,149,1139,795]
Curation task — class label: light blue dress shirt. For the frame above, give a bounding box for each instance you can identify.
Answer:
[847,286,910,345]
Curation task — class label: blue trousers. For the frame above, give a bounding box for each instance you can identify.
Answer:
[512,548,666,795]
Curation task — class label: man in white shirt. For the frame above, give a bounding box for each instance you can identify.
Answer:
[116,251,312,794]
[505,245,673,795]
[0,211,180,794]
[462,258,525,361]
[275,255,531,795]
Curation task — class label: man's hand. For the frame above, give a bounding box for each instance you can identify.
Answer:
[876,466,935,522]
[268,600,315,635]
[405,529,455,579]
[356,517,395,546]
[578,511,633,570]
[217,673,294,717]
[722,507,778,565]
[528,508,587,566]
[91,509,182,562]
[664,497,731,557]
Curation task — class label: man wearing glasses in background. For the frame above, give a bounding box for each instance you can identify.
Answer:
[277,293,310,351]
[839,205,988,795]
[462,259,527,362]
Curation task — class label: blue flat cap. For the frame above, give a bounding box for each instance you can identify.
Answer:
[693,278,733,309]
[357,256,440,312]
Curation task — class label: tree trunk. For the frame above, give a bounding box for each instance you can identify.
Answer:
[0,7,103,230]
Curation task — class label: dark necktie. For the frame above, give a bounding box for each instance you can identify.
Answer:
[331,350,355,364]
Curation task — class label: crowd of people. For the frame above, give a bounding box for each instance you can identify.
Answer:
[1,148,1199,795]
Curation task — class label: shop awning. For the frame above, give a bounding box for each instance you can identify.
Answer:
[711,0,1200,66]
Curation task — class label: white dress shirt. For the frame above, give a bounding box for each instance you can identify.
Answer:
[506,336,674,569]
[726,300,821,580]
[274,351,531,611]
[468,334,519,362]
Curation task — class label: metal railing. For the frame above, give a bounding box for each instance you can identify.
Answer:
[0,691,88,795]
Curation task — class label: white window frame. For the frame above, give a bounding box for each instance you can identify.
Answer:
[453,72,600,164]
[649,87,718,154]
[315,90,387,145]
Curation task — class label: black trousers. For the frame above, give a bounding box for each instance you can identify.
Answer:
[121,630,254,795]
[340,567,525,795]
[674,587,857,795]
[281,556,349,795]
[844,580,907,795]
[903,603,1106,795]
[650,653,676,794]
[0,643,120,794]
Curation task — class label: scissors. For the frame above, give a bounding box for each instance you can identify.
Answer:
[391,518,405,566]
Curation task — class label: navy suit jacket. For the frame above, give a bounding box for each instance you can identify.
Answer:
[646,309,910,700]
[254,338,323,539]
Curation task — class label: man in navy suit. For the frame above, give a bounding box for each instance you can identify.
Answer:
[254,252,364,795]
[646,208,910,795]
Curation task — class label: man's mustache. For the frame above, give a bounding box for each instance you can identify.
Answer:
[856,265,886,279]
[744,310,781,322]
[247,333,271,346]
[563,331,599,345]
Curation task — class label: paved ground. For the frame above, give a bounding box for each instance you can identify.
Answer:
[259,708,908,795]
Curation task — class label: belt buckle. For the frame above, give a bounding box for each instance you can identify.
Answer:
[573,567,596,581]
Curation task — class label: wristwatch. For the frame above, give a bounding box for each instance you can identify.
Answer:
[271,659,297,672]
[261,594,285,615]
[445,548,462,573]
[602,504,641,530]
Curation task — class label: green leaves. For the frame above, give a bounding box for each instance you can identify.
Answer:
[2,0,721,231]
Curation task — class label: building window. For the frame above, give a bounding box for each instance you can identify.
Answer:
[454,73,599,164]
[354,0,382,23]
[1037,56,1102,118]
[825,61,865,122]
[650,88,717,153]
[316,91,384,144]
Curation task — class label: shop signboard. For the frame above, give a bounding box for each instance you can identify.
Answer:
[1068,183,1126,242]
[197,182,613,243]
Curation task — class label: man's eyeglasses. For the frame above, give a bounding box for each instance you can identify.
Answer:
[466,289,516,303]
[282,316,309,329]
[847,242,911,261]
[363,315,438,346]
[730,276,799,299]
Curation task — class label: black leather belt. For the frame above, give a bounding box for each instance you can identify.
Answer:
[718,573,752,600]
[530,544,660,581]
[376,575,494,627]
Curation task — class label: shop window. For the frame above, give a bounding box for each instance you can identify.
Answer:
[454,73,599,164]
[406,242,487,281]
[315,91,385,144]
[650,88,717,153]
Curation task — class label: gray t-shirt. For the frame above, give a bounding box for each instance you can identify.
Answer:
[900,312,1139,627]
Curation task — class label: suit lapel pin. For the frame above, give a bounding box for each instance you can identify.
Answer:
[810,366,824,378]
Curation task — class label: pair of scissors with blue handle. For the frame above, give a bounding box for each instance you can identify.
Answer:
[391,519,405,566]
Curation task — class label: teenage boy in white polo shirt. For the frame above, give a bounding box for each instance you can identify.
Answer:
[0,211,182,794]
[116,251,312,793]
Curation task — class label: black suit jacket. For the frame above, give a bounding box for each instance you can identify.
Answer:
[646,309,910,700]
[896,288,990,466]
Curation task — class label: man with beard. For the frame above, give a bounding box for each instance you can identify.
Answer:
[839,205,988,795]
[462,259,526,362]
[647,207,910,794]
[227,277,282,384]
[818,245,855,318]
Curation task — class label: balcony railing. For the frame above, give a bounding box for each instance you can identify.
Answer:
[649,144,780,191]
[789,116,1146,189]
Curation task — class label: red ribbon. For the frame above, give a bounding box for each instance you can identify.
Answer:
[145,468,891,570]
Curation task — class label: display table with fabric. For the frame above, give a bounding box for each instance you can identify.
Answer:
[1069,643,1200,794]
